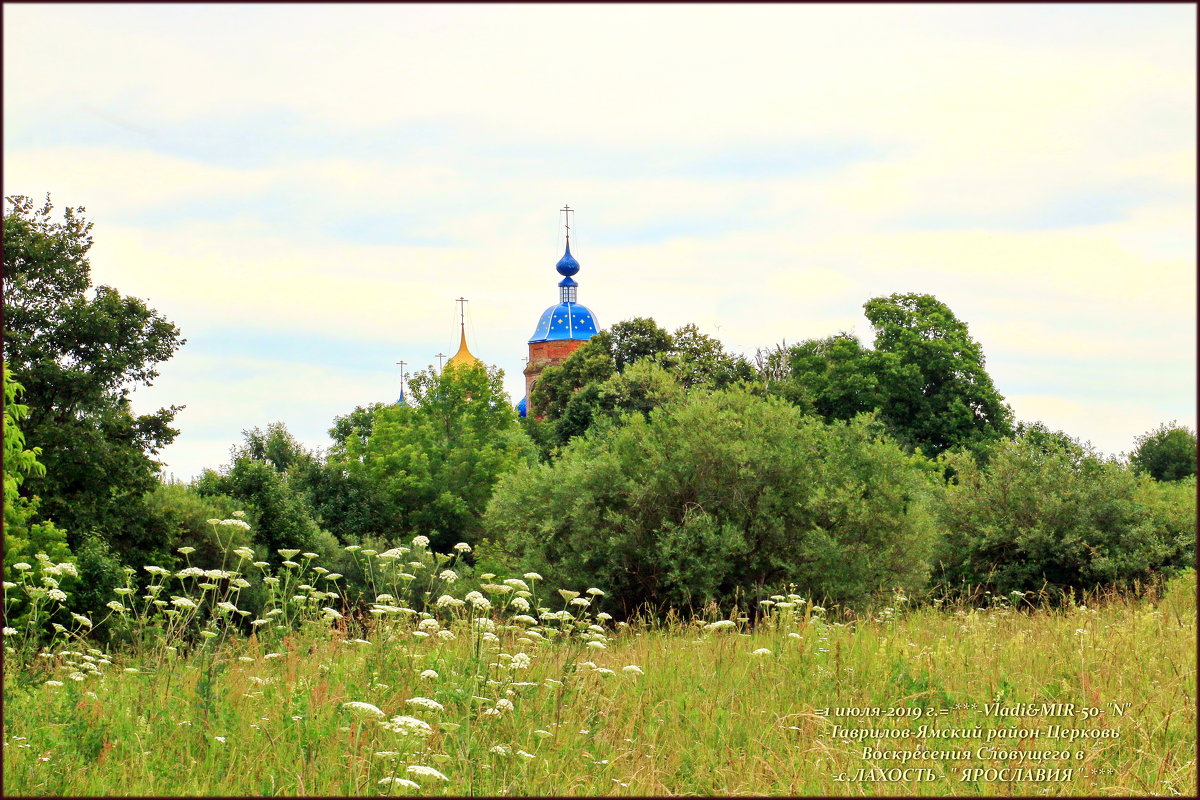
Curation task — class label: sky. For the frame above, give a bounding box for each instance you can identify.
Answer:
[4,3,1195,480]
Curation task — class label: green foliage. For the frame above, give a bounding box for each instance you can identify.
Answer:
[340,362,536,552]
[775,295,1013,458]
[652,323,755,390]
[587,316,674,371]
[529,340,616,422]
[777,333,881,421]
[933,430,1190,595]
[863,293,1013,456]
[140,482,247,566]
[2,195,184,562]
[534,319,751,446]
[487,388,939,612]
[554,359,684,446]
[1130,421,1197,481]
[195,456,322,556]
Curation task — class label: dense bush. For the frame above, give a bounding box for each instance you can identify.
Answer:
[1130,422,1197,482]
[932,430,1194,595]
[486,388,940,613]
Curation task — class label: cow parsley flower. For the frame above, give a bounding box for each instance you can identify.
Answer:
[420,669,439,680]
[405,696,444,712]
[177,547,195,555]
[438,570,458,584]
[751,647,772,656]
[379,777,420,788]
[622,664,644,675]
[453,542,471,553]
[381,715,433,737]
[405,765,448,781]
[342,701,385,718]
[704,620,736,631]
[171,597,198,609]
[411,535,430,548]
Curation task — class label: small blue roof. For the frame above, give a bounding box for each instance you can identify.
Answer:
[516,396,527,417]
[528,302,599,343]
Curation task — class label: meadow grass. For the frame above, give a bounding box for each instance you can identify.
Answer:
[3,547,1195,796]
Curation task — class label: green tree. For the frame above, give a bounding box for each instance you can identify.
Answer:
[1130,422,1197,482]
[487,388,939,612]
[528,340,616,423]
[780,333,881,421]
[344,362,536,551]
[864,293,1013,456]
[3,195,184,559]
[654,323,755,390]
[933,431,1187,595]
[554,359,684,446]
[587,317,674,372]
[4,363,74,577]
[194,425,325,556]
[777,295,1012,458]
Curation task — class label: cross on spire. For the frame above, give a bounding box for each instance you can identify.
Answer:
[561,204,573,245]
[435,352,447,371]
[456,297,468,328]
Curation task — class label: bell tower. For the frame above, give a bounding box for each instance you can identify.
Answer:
[522,206,599,417]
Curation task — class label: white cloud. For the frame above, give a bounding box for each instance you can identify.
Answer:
[3,4,1194,478]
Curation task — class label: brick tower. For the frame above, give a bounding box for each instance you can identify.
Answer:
[520,207,599,418]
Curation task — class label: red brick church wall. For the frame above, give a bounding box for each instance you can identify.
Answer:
[524,338,586,416]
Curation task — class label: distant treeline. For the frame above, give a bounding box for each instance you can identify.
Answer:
[4,195,1196,629]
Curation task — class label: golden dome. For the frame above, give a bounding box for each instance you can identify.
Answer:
[446,324,482,369]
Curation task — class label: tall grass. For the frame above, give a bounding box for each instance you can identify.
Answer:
[3,525,1195,796]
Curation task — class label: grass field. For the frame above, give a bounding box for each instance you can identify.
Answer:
[3,555,1195,796]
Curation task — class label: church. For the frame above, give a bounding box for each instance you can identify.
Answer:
[407,208,601,419]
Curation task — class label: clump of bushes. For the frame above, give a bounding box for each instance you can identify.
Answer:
[486,387,940,613]
[932,428,1195,596]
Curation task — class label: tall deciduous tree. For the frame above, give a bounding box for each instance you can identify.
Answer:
[778,295,1012,458]
[1130,422,1197,482]
[864,293,1012,456]
[341,362,536,551]
[2,195,184,559]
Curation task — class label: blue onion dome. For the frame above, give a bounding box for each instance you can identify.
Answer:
[555,241,580,276]
[516,396,528,418]
[528,302,599,342]
[529,239,597,343]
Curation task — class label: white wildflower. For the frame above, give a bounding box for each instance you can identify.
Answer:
[420,669,439,680]
[381,715,433,737]
[453,542,471,553]
[438,570,458,584]
[342,701,385,718]
[411,535,430,547]
[405,765,448,781]
[704,620,736,631]
[379,777,420,788]
[622,664,644,675]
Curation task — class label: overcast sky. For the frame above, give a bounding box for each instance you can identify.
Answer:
[4,3,1195,479]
